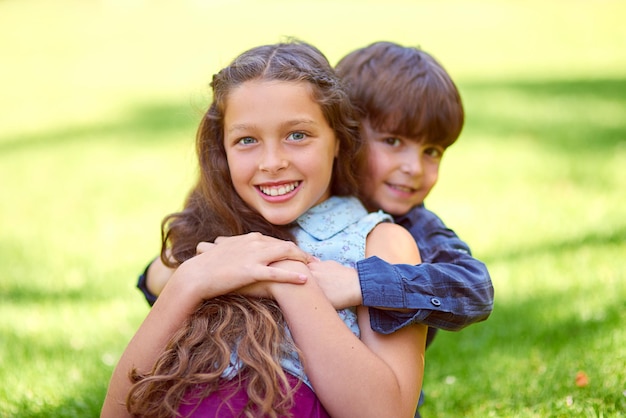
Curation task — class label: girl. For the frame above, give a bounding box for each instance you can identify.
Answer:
[101,41,425,418]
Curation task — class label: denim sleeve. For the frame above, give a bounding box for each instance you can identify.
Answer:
[357,208,494,334]
[137,259,158,307]
[357,256,493,333]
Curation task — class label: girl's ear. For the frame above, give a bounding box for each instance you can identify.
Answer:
[334,137,340,158]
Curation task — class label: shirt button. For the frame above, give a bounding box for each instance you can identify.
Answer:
[430,297,441,307]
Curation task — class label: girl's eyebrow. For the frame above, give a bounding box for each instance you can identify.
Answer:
[227,119,318,135]
[227,123,256,135]
[283,118,317,127]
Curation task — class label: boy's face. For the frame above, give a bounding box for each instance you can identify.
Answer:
[360,119,443,216]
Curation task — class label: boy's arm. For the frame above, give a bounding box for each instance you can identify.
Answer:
[358,205,494,334]
[137,258,171,306]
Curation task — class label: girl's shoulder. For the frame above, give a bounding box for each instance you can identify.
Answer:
[365,221,421,264]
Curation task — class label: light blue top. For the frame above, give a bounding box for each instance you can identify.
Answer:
[286,196,392,386]
[224,196,391,387]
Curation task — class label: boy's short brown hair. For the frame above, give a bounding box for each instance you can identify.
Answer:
[336,41,464,148]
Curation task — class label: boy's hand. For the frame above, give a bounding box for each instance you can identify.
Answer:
[307,259,362,309]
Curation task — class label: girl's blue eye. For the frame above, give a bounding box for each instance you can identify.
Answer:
[289,132,306,141]
[238,137,256,145]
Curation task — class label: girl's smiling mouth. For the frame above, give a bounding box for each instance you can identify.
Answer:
[258,181,301,197]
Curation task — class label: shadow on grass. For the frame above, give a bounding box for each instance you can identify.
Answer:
[1,77,625,157]
[0,240,131,304]
[460,77,626,153]
[450,291,624,357]
[0,101,201,154]
[2,283,111,304]
[481,225,626,264]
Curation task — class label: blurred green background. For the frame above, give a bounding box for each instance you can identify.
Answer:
[1,0,624,416]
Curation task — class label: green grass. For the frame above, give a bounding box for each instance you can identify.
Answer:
[421,77,626,417]
[1,0,625,416]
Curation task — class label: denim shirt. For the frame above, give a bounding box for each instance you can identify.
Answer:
[357,203,494,334]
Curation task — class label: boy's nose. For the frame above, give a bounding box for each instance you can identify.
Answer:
[400,158,423,176]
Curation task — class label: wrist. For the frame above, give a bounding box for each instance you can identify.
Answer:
[347,267,363,306]
[154,274,204,317]
[162,262,207,306]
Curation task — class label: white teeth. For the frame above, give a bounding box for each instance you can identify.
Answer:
[390,184,414,192]
[260,181,299,196]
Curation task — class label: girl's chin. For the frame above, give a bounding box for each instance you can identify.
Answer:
[259,213,299,226]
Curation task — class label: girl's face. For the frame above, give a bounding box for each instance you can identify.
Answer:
[360,119,443,216]
[224,80,339,225]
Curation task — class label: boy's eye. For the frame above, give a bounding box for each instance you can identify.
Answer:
[288,131,307,141]
[424,146,444,159]
[238,137,257,145]
[383,137,402,147]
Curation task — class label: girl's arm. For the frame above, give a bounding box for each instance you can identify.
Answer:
[269,222,426,418]
[139,232,313,301]
[101,236,310,418]
[101,262,203,418]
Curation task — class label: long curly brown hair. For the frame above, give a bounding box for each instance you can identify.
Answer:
[126,40,365,418]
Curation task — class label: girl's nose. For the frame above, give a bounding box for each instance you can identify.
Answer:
[259,146,288,173]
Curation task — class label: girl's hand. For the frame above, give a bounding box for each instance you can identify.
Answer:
[211,232,314,272]
[174,233,311,300]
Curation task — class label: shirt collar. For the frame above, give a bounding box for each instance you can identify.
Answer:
[393,203,425,228]
[295,196,367,240]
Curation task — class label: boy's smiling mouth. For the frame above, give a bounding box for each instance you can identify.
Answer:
[387,182,416,193]
[258,181,301,197]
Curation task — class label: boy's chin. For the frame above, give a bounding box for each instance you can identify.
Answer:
[384,206,413,217]
[366,198,415,217]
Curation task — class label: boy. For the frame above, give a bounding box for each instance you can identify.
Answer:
[334,42,493,338]
[137,41,493,415]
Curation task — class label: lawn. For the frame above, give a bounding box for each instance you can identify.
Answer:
[1,0,624,417]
